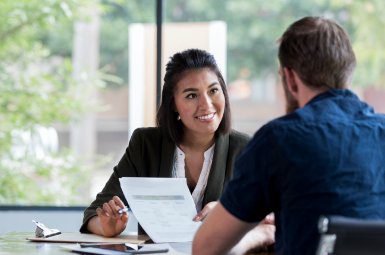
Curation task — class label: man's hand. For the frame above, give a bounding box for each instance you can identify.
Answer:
[89,196,129,237]
[193,201,217,221]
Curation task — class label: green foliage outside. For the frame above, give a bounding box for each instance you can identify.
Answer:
[2,0,385,205]
[162,0,385,87]
[0,0,106,205]
[95,0,385,88]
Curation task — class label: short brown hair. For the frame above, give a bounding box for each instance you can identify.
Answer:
[156,49,231,144]
[278,16,356,89]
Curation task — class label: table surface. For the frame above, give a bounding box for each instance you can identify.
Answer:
[0,232,274,255]
[0,232,81,255]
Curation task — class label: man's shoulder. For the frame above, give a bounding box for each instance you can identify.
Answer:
[245,115,307,151]
[269,96,385,129]
[255,115,295,135]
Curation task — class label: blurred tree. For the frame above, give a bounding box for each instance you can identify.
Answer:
[41,0,385,89]
[2,0,384,204]
[0,0,105,205]
[162,0,385,88]
[42,0,155,87]
[340,0,385,87]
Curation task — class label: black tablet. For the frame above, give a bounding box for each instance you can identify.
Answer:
[75,243,169,255]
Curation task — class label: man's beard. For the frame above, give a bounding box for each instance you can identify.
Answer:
[282,74,299,114]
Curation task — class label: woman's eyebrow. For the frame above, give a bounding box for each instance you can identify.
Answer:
[208,82,219,88]
[182,88,198,93]
[182,82,219,93]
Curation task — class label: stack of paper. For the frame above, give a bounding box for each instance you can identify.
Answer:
[119,178,201,243]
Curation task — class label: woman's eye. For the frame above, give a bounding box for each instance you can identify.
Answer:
[210,88,219,94]
[186,93,197,99]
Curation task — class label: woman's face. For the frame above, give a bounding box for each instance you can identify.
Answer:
[173,68,226,139]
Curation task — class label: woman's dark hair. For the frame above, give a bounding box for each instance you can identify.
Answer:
[156,48,231,144]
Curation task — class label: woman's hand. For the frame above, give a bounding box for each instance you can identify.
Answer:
[89,196,129,237]
[193,201,218,221]
[253,212,275,247]
[261,212,275,225]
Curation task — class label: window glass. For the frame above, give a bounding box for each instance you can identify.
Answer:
[164,0,385,134]
[1,0,385,206]
[0,0,155,206]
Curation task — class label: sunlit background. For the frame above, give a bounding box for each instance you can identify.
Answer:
[1,0,385,206]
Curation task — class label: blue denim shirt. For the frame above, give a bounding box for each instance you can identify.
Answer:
[221,89,385,255]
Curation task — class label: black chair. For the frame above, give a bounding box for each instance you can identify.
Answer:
[316,216,385,255]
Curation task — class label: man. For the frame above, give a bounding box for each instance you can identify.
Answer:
[193,16,385,255]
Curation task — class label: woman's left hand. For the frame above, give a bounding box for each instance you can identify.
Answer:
[261,212,275,225]
[193,201,218,221]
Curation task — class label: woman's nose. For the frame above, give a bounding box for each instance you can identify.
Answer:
[198,94,212,109]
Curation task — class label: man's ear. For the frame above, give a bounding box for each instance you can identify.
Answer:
[283,67,299,98]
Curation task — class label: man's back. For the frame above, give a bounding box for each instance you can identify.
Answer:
[270,89,385,254]
[220,89,385,255]
[192,17,385,255]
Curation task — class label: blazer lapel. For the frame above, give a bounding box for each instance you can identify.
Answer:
[158,129,175,177]
[202,133,229,206]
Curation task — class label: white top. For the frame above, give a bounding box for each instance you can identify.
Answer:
[172,144,215,212]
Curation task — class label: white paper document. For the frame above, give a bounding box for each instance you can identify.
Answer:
[119,177,202,243]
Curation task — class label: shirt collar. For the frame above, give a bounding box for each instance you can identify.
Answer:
[176,144,215,161]
[306,89,358,106]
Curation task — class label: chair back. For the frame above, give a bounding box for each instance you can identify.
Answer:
[316,216,385,255]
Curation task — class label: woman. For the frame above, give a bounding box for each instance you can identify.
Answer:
[80,49,250,237]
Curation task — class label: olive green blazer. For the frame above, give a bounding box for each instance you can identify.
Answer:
[80,127,249,233]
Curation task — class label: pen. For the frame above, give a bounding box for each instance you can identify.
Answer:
[118,206,129,214]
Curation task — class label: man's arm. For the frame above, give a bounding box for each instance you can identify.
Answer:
[192,202,254,255]
[229,223,275,254]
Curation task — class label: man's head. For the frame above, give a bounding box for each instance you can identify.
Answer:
[278,16,356,113]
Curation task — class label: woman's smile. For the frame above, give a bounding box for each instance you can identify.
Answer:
[196,112,216,121]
